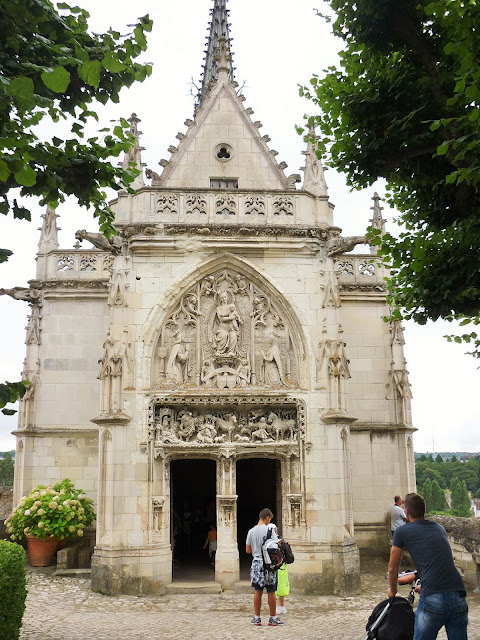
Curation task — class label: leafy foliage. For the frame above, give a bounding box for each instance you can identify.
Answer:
[0,0,152,238]
[0,541,27,640]
[0,0,153,414]
[416,455,478,517]
[0,381,29,416]
[6,478,95,541]
[450,477,472,517]
[301,0,480,355]
[0,452,14,486]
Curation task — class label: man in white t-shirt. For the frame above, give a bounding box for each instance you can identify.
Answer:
[246,508,284,627]
[390,495,406,536]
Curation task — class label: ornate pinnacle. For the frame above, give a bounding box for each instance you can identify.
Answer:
[369,192,386,254]
[38,205,59,253]
[301,123,328,197]
[197,0,235,107]
[122,112,145,190]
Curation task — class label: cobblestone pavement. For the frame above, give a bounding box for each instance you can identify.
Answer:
[20,558,480,640]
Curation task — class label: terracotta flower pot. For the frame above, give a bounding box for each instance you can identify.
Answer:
[25,535,59,567]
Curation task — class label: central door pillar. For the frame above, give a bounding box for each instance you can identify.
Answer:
[215,450,239,589]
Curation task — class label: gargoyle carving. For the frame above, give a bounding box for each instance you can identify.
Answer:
[0,287,41,302]
[75,230,122,254]
[327,233,368,256]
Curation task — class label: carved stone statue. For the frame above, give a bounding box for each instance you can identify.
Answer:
[0,287,41,302]
[261,333,284,385]
[286,174,302,190]
[209,291,242,356]
[75,230,122,254]
[166,339,189,384]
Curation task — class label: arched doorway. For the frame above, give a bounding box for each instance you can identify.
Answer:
[170,458,216,581]
[236,458,281,578]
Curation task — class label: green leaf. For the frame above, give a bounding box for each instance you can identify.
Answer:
[41,67,71,93]
[78,60,102,88]
[134,26,147,49]
[14,165,37,187]
[102,52,126,73]
[0,160,10,182]
[437,142,449,155]
[10,76,35,109]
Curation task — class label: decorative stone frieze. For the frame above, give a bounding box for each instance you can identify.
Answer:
[156,193,178,215]
[273,196,294,216]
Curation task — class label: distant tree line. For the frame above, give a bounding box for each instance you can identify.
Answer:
[0,452,14,486]
[416,454,479,517]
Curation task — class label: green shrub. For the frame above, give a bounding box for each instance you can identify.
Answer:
[0,540,27,640]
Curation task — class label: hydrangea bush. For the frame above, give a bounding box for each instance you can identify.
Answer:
[5,478,95,541]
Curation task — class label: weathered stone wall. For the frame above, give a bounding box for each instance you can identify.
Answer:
[428,515,480,592]
[0,486,13,539]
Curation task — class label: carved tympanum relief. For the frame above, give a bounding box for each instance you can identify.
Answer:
[154,269,298,389]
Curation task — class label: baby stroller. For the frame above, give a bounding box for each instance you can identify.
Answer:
[362,571,419,640]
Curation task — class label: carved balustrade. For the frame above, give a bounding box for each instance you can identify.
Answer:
[333,255,387,292]
[42,250,114,280]
[114,189,322,226]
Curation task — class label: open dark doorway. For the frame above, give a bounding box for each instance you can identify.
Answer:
[170,459,216,582]
[236,458,281,579]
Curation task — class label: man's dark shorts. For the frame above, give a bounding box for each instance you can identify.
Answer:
[252,581,277,593]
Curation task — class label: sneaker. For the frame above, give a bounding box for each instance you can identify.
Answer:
[251,617,261,626]
[276,606,287,615]
[268,617,285,626]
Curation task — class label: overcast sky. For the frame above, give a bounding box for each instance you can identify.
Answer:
[1,0,478,453]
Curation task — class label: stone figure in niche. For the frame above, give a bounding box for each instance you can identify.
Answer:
[177,411,196,441]
[166,335,189,384]
[159,414,178,444]
[260,333,285,385]
[252,416,274,443]
[209,291,242,356]
[196,420,216,445]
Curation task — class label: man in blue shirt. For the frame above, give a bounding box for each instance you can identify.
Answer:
[387,492,468,639]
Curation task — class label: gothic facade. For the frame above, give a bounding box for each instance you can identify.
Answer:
[9,0,416,595]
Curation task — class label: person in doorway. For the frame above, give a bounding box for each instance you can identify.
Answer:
[246,508,285,627]
[387,492,468,640]
[390,495,406,537]
[203,522,217,567]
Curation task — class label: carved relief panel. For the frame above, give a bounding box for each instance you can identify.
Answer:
[153,269,299,389]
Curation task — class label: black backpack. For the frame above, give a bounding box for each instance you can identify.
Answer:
[365,597,414,640]
[279,540,294,564]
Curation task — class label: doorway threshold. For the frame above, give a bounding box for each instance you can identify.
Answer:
[165,581,222,594]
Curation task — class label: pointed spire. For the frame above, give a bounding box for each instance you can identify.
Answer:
[301,124,328,197]
[198,0,234,106]
[369,192,387,254]
[122,113,145,190]
[38,205,59,253]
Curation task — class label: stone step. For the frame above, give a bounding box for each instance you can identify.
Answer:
[234,580,252,593]
[165,581,222,594]
[55,568,92,579]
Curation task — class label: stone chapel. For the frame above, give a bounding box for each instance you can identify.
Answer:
[9,0,416,595]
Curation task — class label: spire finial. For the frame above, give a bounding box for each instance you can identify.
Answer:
[301,123,328,197]
[38,205,59,253]
[197,0,234,107]
[122,112,145,190]
[369,192,387,254]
